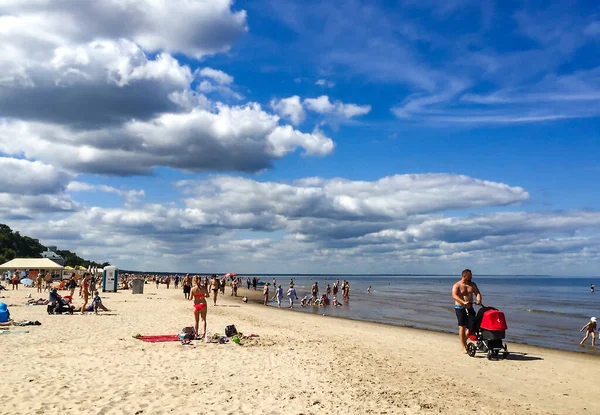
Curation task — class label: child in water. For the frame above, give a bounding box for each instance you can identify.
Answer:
[579,317,597,346]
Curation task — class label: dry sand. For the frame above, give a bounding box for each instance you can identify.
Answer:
[1,284,598,415]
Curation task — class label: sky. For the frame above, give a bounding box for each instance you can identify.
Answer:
[0,0,599,276]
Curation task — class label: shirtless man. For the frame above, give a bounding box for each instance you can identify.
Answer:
[451,269,482,353]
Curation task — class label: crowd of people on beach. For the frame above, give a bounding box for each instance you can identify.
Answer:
[2,268,599,351]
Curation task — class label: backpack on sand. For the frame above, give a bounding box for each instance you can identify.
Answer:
[225,325,238,337]
[181,326,196,340]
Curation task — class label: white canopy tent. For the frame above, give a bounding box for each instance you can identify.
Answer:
[0,258,64,270]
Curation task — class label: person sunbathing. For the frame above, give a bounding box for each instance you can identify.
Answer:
[27,298,49,305]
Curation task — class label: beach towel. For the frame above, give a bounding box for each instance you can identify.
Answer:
[133,334,180,343]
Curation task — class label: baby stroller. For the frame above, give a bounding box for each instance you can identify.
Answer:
[47,290,74,315]
[466,305,509,360]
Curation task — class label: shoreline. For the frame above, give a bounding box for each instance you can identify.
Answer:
[232,286,600,357]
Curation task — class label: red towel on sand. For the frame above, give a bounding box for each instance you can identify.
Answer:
[134,335,180,342]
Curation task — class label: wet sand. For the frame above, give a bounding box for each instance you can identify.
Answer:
[0,284,598,414]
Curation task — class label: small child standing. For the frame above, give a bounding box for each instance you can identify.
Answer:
[579,317,597,346]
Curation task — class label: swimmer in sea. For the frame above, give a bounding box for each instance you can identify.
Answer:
[190,277,208,339]
[451,269,482,354]
[591,284,595,293]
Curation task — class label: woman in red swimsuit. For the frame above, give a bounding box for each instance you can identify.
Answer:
[190,276,209,339]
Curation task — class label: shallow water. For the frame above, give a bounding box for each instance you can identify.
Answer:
[260,275,600,354]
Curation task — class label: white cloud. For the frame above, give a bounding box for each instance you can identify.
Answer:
[0,158,72,195]
[197,79,244,100]
[4,172,599,275]
[0,0,247,59]
[315,79,335,88]
[199,67,234,85]
[270,96,306,125]
[67,181,145,206]
[0,104,334,175]
[0,38,195,126]
[304,96,371,118]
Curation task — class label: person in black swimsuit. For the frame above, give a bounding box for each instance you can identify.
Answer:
[182,274,192,300]
[210,275,219,306]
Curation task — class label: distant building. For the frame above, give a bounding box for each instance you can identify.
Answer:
[42,247,65,266]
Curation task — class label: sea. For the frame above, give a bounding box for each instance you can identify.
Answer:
[248,275,600,355]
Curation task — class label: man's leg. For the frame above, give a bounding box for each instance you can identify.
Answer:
[459,325,468,352]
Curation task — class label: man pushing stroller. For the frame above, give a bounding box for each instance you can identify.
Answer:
[451,269,482,354]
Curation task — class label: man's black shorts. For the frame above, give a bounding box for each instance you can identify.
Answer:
[455,306,475,328]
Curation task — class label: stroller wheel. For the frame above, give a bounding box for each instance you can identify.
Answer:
[487,350,494,360]
[467,343,477,357]
[503,351,509,359]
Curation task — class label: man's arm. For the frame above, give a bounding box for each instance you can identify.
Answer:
[451,283,467,305]
[472,282,482,304]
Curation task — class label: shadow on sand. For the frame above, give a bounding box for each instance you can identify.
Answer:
[505,352,543,361]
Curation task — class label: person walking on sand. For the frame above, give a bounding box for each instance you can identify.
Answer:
[190,277,208,339]
[263,283,270,306]
[80,273,91,315]
[210,275,219,306]
[182,274,192,300]
[68,274,77,298]
[579,317,597,346]
[451,269,482,354]
[287,284,298,308]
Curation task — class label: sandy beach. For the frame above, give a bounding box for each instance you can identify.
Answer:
[1,284,598,415]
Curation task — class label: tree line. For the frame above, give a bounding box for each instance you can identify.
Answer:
[0,224,109,268]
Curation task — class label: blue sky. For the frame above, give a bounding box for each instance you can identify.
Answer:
[0,0,599,275]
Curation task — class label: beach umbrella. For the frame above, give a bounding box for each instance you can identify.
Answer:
[20,278,33,285]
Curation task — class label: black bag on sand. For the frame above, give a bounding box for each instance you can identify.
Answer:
[181,326,196,340]
[225,325,238,337]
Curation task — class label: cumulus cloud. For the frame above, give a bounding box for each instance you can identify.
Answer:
[180,174,529,221]
[270,96,306,125]
[0,39,194,127]
[0,104,334,175]
[0,0,247,59]
[304,96,371,118]
[3,172,599,274]
[0,158,72,195]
